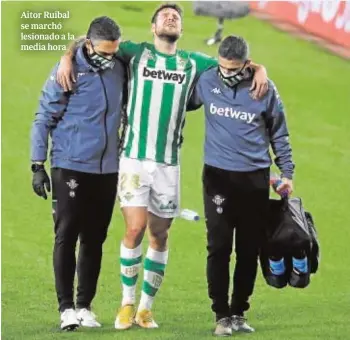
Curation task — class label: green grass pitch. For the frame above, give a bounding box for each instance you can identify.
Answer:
[2,1,350,339]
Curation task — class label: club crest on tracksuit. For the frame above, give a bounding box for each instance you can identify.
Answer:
[66,179,79,198]
[212,195,225,214]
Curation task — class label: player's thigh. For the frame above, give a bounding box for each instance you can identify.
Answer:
[118,158,151,231]
[149,164,180,219]
[122,206,149,235]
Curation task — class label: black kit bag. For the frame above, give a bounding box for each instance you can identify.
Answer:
[305,211,320,274]
[260,197,320,289]
[192,1,250,20]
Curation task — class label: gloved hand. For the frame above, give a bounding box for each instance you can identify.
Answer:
[32,165,51,200]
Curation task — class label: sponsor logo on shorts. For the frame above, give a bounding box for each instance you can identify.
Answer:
[159,200,178,212]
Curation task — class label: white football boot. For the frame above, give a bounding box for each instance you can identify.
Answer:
[214,317,232,337]
[77,308,101,327]
[231,315,255,333]
[60,308,80,331]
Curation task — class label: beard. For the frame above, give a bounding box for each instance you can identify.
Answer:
[155,27,180,43]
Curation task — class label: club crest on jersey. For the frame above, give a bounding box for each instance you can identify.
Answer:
[178,57,187,68]
[144,49,156,61]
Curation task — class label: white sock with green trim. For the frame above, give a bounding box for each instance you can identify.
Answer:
[138,246,169,312]
[120,242,142,306]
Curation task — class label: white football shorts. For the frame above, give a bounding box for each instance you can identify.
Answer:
[117,157,180,219]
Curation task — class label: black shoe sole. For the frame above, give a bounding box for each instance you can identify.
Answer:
[61,323,80,331]
[265,274,288,289]
[288,271,310,288]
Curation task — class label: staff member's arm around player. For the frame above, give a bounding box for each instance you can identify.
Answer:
[54,3,270,330]
[187,35,294,337]
[30,16,125,331]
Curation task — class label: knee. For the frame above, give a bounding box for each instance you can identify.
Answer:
[235,248,259,263]
[125,225,146,241]
[207,242,233,259]
[79,232,107,247]
[207,234,233,255]
[54,228,78,247]
[122,207,147,243]
[149,228,169,246]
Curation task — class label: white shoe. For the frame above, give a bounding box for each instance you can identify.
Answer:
[77,308,101,327]
[231,315,255,332]
[60,309,80,331]
[214,317,232,337]
[205,36,222,46]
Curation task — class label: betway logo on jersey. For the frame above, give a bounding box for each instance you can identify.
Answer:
[210,103,256,124]
[142,67,186,85]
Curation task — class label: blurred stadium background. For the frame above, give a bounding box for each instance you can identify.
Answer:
[2,1,350,339]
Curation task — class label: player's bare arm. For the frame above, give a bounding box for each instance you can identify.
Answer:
[249,62,268,99]
[57,35,86,91]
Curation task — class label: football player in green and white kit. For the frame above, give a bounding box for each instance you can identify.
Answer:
[57,3,268,330]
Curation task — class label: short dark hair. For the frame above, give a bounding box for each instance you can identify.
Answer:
[151,3,183,24]
[219,35,249,61]
[86,16,121,42]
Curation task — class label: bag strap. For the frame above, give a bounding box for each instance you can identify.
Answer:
[281,197,289,211]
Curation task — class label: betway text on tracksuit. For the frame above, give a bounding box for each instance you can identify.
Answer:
[187,67,294,179]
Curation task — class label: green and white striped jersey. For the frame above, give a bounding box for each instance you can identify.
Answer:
[117,41,217,165]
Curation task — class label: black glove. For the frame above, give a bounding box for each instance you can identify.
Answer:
[31,164,51,200]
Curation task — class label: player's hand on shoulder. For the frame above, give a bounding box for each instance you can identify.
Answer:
[250,65,268,100]
[57,56,76,92]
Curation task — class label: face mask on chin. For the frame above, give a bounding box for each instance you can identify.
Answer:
[218,60,248,88]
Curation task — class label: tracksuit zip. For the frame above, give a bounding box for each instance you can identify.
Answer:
[99,73,109,174]
[233,84,238,99]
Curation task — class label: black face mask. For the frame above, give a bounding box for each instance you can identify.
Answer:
[218,60,248,88]
[87,42,115,70]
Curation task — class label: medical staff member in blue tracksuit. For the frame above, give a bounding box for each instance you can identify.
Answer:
[188,35,295,336]
[30,16,125,331]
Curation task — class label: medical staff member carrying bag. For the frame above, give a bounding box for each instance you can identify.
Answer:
[260,197,320,289]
